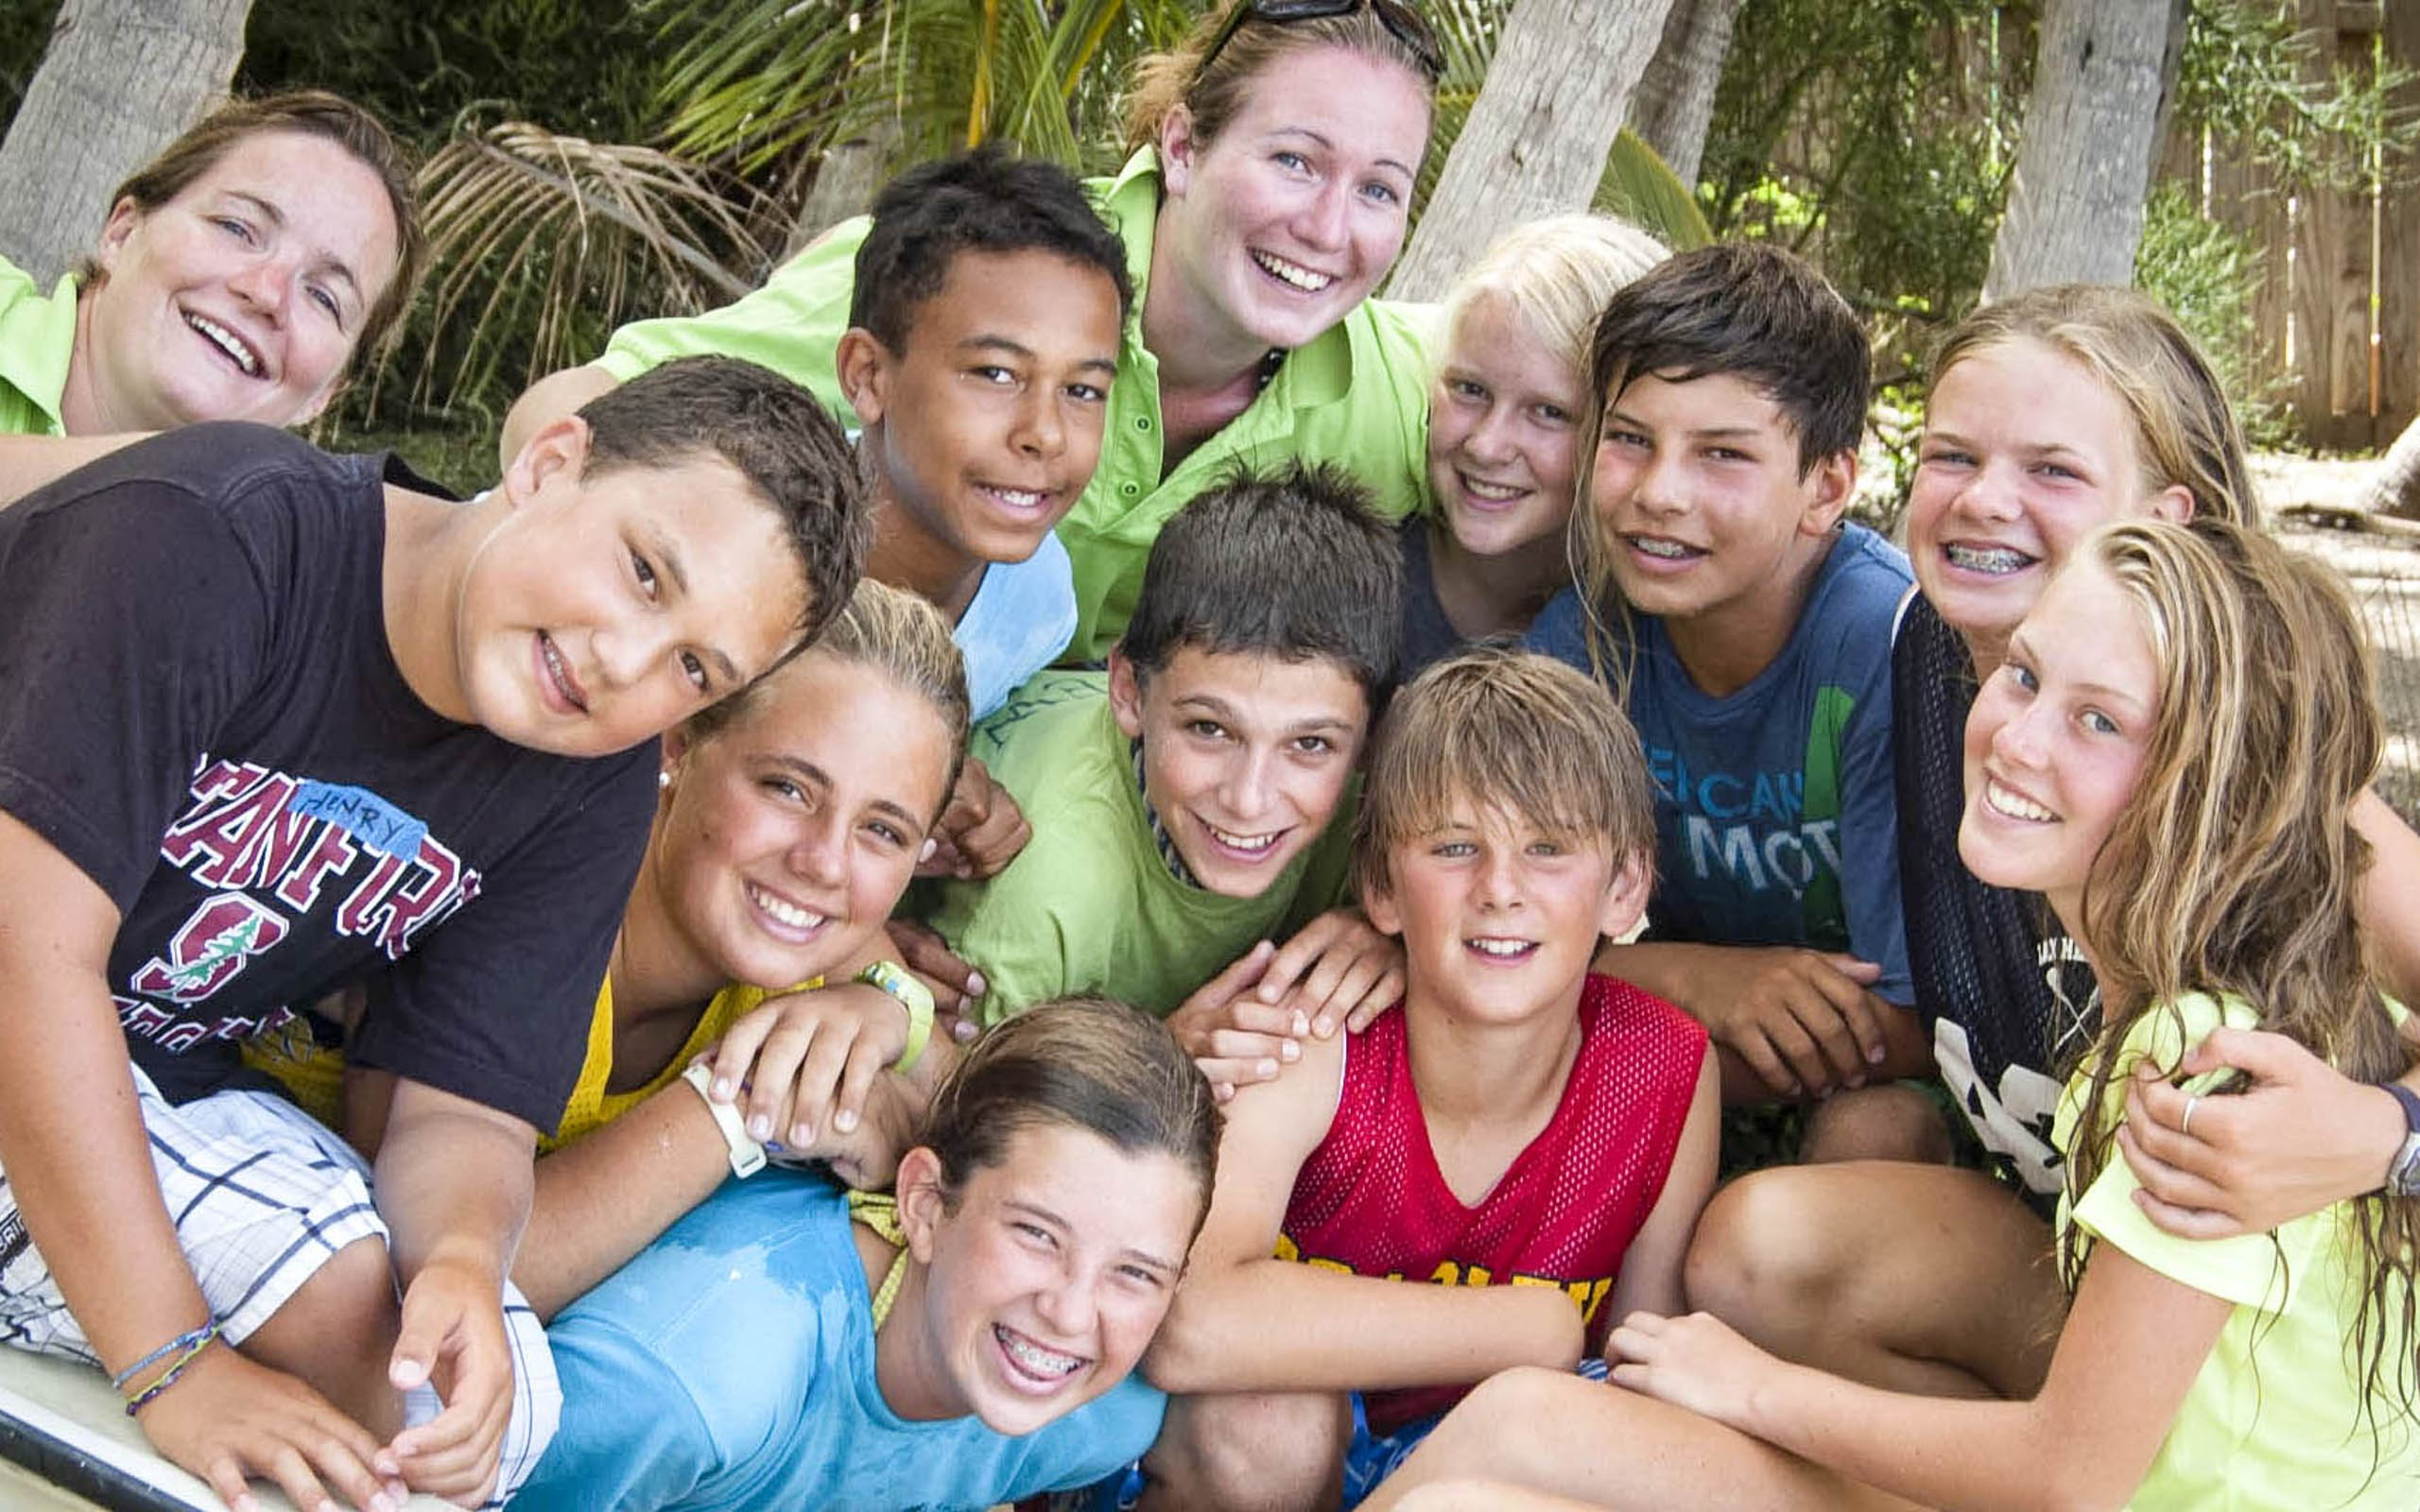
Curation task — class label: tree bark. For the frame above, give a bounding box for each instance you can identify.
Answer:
[1981,0,2182,301]
[1625,0,1744,190]
[1388,0,1678,302]
[0,0,253,284]
[2371,413,2420,520]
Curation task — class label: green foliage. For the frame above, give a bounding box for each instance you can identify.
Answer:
[0,0,59,142]
[2175,0,2420,195]
[2133,178,2290,449]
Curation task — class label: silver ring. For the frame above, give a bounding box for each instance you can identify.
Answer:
[2180,1094,2200,1140]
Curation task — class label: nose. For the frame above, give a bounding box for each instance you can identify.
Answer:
[1472,847,1523,909]
[1955,459,2022,523]
[224,254,289,320]
[1217,747,1277,823]
[1292,177,1351,256]
[1989,695,2052,767]
[1628,448,1690,520]
[1011,387,1066,460]
[1032,1265,1098,1340]
[1461,404,1518,467]
[786,804,850,889]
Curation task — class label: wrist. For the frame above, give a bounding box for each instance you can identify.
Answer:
[855,960,934,1074]
[2379,1082,2420,1196]
[680,1059,766,1178]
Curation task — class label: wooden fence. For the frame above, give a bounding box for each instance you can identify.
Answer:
[2161,0,2417,453]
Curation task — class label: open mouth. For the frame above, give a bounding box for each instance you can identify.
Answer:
[184,312,263,378]
[535,631,589,714]
[745,881,830,941]
[994,1324,1087,1389]
[1465,936,1539,962]
[1982,777,2056,824]
[1456,472,1533,509]
[1624,534,1705,564]
[1943,542,2038,576]
[1201,819,1287,861]
[1252,249,1336,294]
[975,483,1054,517]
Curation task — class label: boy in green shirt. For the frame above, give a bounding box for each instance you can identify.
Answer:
[914,462,1401,1050]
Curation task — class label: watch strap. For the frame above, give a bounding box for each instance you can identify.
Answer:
[856,959,936,1074]
[2383,1083,2420,1197]
[680,1059,766,1178]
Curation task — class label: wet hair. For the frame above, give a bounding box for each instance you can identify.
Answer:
[1123,0,1442,153]
[1442,213,1668,380]
[847,146,1132,356]
[577,355,871,644]
[919,995,1221,1242]
[2054,518,2415,1453]
[1929,284,2255,527]
[1352,642,1654,902]
[1118,459,1401,707]
[90,90,424,361]
[1582,241,1869,474]
[680,578,972,817]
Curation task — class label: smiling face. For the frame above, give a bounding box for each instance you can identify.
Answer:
[1365,797,1646,1026]
[451,426,812,758]
[1910,337,2192,666]
[1427,294,1585,562]
[651,651,952,991]
[894,1121,1200,1436]
[846,248,1124,571]
[1154,44,1430,358]
[77,130,401,433]
[1959,558,2160,934]
[1590,369,1850,627]
[1109,644,1369,898]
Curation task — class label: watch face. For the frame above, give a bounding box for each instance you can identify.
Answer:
[2394,1134,2420,1199]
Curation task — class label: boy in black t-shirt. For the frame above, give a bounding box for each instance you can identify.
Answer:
[0,356,865,1509]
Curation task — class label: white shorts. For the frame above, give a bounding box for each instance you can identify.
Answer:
[0,1068,559,1506]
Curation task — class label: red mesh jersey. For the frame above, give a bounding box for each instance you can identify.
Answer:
[1277,973,1705,1432]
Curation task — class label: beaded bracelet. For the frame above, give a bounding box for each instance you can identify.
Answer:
[110,1320,217,1392]
[119,1323,221,1416]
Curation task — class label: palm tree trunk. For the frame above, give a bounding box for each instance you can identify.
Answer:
[1982,0,2184,301]
[2369,413,2420,520]
[0,0,252,284]
[1387,0,1679,303]
[1626,0,1744,191]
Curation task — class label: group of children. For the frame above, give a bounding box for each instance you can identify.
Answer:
[0,3,2416,1509]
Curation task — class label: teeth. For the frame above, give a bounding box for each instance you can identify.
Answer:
[541,636,583,711]
[186,314,261,376]
[1985,780,2055,823]
[1252,250,1334,292]
[1629,536,1697,559]
[984,486,1047,510]
[1205,823,1282,855]
[996,1326,1083,1378]
[1945,543,2035,576]
[1468,937,1533,956]
[748,884,827,931]
[1460,475,1528,503]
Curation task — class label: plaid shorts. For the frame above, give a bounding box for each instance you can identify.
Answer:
[0,1068,559,1506]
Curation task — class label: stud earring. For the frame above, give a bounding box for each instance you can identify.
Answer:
[658,770,673,792]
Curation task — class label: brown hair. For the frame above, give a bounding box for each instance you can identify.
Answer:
[1929,285,2255,528]
[1123,0,1440,153]
[94,90,424,361]
[1352,642,1656,903]
[919,996,1221,1241]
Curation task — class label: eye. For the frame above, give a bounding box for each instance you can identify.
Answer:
[1446,377,1488,404]
[865,817,909,849]
[1604,427,1650,451]
[1532,402,1571,426]
[969,365,1017,387]
[2031,460,2082,483]
[1184,718,1227,742]
[210,215,258,245]
[679,650,710,694]
[1358,180,1401,207]
[1065,380,1110,404]
[630,548,660,600]
[2081,709,2120,736]
[1920,445,1975,469]
[1011,1219,1056,1247]
[760,776,805,803]
[1704,445,1752,464]
[2006,662,2040,694]
[1273,149,1311,173]
[305,283,343,321]
[1527,837,1564,857]
[1115,1263,1166,1288]
[1430,838,1476,859]
[1290,733,1336,757]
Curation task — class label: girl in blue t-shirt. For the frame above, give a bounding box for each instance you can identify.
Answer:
[515,995,1220,1512]
[1356,519,2420,1510]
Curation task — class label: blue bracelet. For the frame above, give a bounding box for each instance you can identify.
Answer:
[110,1321,217,1392]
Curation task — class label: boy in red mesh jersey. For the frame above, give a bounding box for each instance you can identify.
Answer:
[1126,644,1720,1512]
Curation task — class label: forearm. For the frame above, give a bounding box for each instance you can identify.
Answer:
[519,1090,728,1320]
[1147,1260,1581,1397]
[1744,1362,2097,1512]
[0,976,210,1373]
[374,1090,536,1292]
[1594,940,1706,1012]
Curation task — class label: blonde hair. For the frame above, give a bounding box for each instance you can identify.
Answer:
[2057,518,2415,1452]
[1442,214,1668,379]
[1932,285,2256,528]
[1124,0,1439,153]
[1352,642,1655,903]
[682,578,972,812]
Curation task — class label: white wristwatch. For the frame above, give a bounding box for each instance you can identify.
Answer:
[680,1060,766,1178]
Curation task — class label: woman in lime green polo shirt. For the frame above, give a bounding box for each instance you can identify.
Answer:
[503,0,1445,662]
[0,90,421,438]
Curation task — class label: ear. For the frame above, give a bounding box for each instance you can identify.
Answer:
[1108,649,1148,741]
[1360,873,1404,937]
[95,197,142,273]
[835,326,891,431]
[894,1144,948,1263]
[2147,483,2196,524]
[1158,105,1200,198]
[501,414,593,507]
[1799,449,1858,538]
[1595,845,1653,942]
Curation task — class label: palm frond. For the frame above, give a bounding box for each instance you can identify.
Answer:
[1598,129,1714,249]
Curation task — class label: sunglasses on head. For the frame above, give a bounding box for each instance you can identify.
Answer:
[1199,0,1446,85]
